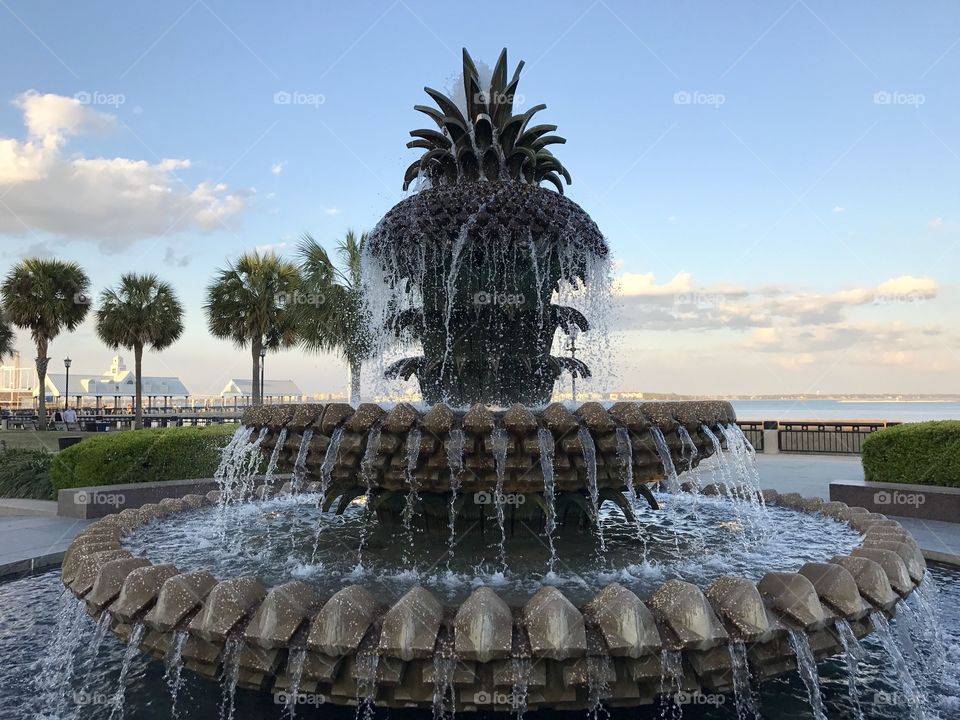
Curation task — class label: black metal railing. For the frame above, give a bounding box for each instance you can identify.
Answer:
[776,421,894,454]
[735,421,765,452]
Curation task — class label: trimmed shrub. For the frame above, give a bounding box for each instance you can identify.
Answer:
[0,448,54,499]
[861,421,960,487]
[50,424,239,491]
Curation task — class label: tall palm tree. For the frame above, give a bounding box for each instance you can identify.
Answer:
[95,274,184,429]
[1,259,91,429]
[205,252,300,406]
[296,231,372,404]
[0,308,13,360]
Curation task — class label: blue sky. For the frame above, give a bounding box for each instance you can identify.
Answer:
[0,1,957,397]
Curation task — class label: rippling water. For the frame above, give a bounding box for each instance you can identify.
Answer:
[123,492,860,606]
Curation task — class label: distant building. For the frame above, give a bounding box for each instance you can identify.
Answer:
[38,355,190,409]
[0,352,36,408]
[220,378,303,404]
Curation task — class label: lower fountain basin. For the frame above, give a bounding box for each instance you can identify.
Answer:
[59,486,929,712]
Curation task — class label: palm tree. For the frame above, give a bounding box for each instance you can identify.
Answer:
[95,274,184,429]
[205,252,300,406]
[1,259,91,429]
[0,309,14,360]
[296,231,372,404]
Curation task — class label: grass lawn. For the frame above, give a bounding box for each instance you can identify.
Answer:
[0,430,102,453]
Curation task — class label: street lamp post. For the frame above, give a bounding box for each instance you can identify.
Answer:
[259,347,267,406]
[64,357,72,411]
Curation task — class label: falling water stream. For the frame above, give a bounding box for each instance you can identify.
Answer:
[835,619,865,720]
[727,639,759,720]
[537,427,559,574]
[491,427,509,571]
[445,428,465,568]
[577,426,605,552]
[788,628,828,720]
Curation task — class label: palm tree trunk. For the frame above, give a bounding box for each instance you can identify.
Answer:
[251,338,262,406]
[35,339,49,430]
[349,359,361,405]
[134,343,144,430]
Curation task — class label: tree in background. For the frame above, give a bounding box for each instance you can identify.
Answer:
[296,231,372,404]
[95,273,185,429]
[0,307,13,360]
[1,259,91,429]
[204,252,300,406]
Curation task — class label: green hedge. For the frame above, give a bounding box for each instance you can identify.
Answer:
[0,449,54,499]
[50,424,239,491]
[861,421,960,487]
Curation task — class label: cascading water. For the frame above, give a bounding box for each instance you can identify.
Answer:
[677,426,702,490]
[510,656,532,719]
[264,427,288,484]
[787,628,827,720]
[35,595,89,718]
[649,427,680,494]
[355,425,383,568]
[402,426,423,536]
[164,629,189,718]
[538,426,559,574]
[586,655,612,718]
[871,611,929,716]
[354,646,380,720]
[431,632,457,720]
[291,428,313,492]
[577,426,605,551]
[727,639,759,720]
[219,634,242,720]
[658,649,684,720]
[490,426,509,570]
[445,427,465,568]
[283,647,307,719]
[107,623,145,720]
[835,619,865,720]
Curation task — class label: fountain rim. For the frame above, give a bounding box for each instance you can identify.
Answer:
[59,488,927,711]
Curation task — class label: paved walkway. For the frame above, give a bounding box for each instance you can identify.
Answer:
[753,453,960,564]
[0,514,91,579]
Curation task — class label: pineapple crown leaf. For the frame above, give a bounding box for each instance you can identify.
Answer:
[403,48,572,193]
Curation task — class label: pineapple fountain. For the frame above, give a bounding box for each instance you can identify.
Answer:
[57,49,936,718]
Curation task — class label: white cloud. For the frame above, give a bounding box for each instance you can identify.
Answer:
[271,161,285,176]
[615,271,693,296]
[0,91,246,249]
[255,241,288,254]
[832,206,846,214]
[323,207,340,216]
[928,216,944,229]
